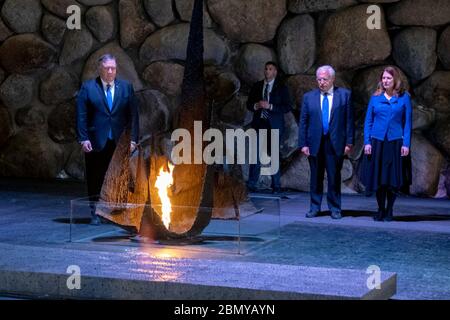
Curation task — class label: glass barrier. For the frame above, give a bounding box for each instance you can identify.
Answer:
[70,195,280,255]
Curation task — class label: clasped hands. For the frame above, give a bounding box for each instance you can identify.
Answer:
[300,145,352,157]
[81,140,138,153]
[255,100,271,110]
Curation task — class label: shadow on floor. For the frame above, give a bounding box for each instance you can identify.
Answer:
[340,210,450,222]
[88,234,265,246]
[53,218,91,224]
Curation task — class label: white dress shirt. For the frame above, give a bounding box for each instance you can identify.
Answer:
[101,78,115,103]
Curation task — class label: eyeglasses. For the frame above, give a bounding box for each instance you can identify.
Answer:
[316,78,331,83]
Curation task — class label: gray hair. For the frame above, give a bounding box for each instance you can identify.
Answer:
[97,53,116,66]
[316,65,336,78]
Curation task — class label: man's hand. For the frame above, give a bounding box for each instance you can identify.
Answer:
[364,144,372,155]
[344,145,352,156]
[301,146,310,156]
[259,100,270,109]
[401,146,409,157]
[81,140,93,153]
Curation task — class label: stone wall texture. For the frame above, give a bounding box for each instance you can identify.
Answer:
[0,0,449,198]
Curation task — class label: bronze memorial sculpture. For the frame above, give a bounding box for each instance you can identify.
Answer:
[95,0,248,240]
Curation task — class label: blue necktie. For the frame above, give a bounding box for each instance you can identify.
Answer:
[106,84,113,139]
[106,84,113,111]
[261,83,269,120]
[322,93,329,135]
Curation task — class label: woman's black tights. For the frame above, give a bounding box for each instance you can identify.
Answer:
[375,186,396,221]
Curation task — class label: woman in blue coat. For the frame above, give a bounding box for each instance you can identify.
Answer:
[362,66,412,222]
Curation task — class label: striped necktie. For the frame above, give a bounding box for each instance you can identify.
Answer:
[261,83,269,120]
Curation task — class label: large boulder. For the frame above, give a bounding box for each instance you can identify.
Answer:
[41,0,84,19]
[287,74,349,112]
[15,106,46,128]
[438,26,450,70]
[82,42,143,91]
[277,15,316,75]
[281,152,353,191]
[410,133,445,197]
[235,44,277,86]
[207,0,286,43]
[446,167,450,197]
[41,14,67,46]
[204,66,240,105]
[429,120,450,157]
[119,0,155,48]
[351,65,409,107]
[60,27,94,65]
[78,0,113,5]
[47,100,77,143]
[387,0,450,26]
[413,104,435,131]
[414,71,450,115]
[85,5,116,43]
[218,94,252,127]
[40,68,79,105]
[64,144,85,180]
[144,0,175,28]
[0,17,13,42]
[0,34,57,74]
[175,0,213,28]
[135,89,173,139]
[142,62,184,97]
[0,106,13,147]
[319,5,391,71]
[0,74,34,110]
[0,129,65,178]
[140,23,230,66]
[392,27,437,81]
[1,0,42,33]
[288,0,357,13]
[281,111,299,158]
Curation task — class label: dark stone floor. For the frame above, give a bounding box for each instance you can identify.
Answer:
[0,178,449,299]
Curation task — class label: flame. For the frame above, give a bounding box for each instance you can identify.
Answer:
[155,163,175,229]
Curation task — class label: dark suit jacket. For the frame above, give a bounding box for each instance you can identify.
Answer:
[246,78,292,138]
[76,77,139,151]
[298,87,354,157]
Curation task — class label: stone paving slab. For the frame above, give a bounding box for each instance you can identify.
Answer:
[0,243,396,300]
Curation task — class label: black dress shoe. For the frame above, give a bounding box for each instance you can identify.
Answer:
[373,209,384,221]
[331,211,342,219]
[306,211,319,218]
[247,185,257,192]
[384,208,393,222]
[272,187,282,194]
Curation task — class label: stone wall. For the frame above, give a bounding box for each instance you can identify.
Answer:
[0,0,449,198]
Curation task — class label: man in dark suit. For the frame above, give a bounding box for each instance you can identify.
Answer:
[298,65,354,219]
[246,61,292,193]
[76,54,139,225]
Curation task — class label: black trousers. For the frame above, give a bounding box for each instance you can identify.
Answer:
[248,120,281,189]
[308,134,344,213]
[84,139,116,202]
